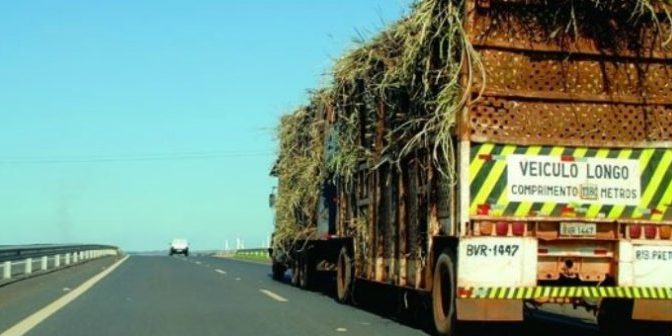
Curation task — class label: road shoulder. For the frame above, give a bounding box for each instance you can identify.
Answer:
[0,256,122,334]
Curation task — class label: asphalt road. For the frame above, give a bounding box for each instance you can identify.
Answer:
[21,256,428,336]
[0,256,603,336]
[0,256,120,332]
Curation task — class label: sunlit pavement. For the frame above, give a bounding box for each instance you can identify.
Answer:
[0,256,601,336]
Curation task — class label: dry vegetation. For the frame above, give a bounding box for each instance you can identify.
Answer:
[271,0,672,251]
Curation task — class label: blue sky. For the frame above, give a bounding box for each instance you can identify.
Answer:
[0,1,413,251]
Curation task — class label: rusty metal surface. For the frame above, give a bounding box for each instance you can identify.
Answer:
[456,298,524,321]
[343,153,434,289]
[466,1,672,147]
[469,96,672,147]
[476,49,672,103]
[632,299,672,321]
[538,256,612,282]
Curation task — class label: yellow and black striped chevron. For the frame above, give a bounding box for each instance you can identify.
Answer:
[458,286,672,300]
[469,143,672,221]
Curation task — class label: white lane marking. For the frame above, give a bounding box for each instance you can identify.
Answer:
[259,289,288,302]
[0,255,129,336]
[235,278,241,281]
[336,327,347,332]
[195,261,202,265]
[214,269,226,275]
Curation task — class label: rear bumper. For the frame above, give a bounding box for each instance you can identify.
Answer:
[457,286,672,300]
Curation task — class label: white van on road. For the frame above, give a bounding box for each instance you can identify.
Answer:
[169,239,189,256]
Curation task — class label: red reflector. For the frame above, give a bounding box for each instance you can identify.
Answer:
[480,222,493,236]
[457,287,473,298]
[495,222,509,236]
[630,225,642,239]
[478,154,493,161]
[594,249,608,256]
[644,225,657,239]
[511,222,525,236]
[538,248,549,254]
[561,155,575,162]
[477,204,491,216]
[561,206,574,213]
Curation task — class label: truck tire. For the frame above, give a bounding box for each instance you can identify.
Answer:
[291,259,300,286]
[638,323,672,336]
[299,252,312,289]
[432,248,457,336]
[597,299,633,335]
[336,247,353,303]
[272,262,286,281]
[598,299,672,336]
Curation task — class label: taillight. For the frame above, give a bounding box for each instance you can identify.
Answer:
[457,287,473,298]
[511,222,526,236]
[480,221,493,236]
[660,226,671,240]
[629,224,642,239]
[644,225,657,239]
[476,221,529,237]
[495,222,509,236]
[594,249,608,256]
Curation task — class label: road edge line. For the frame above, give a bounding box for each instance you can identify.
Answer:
[0,255,130,336]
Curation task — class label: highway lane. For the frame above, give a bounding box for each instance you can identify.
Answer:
[0,255,603,336]
[24,256,427,336]
[0,256,120,333]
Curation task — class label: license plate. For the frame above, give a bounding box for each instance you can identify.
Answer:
[560,222,597,237]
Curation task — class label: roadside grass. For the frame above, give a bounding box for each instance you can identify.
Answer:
[231,250,271,264]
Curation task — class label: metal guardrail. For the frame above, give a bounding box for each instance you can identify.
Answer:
[0,244,117,262]
[0,244,119,283]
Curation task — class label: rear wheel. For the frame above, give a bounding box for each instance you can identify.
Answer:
[432,248,457,336]
[638,322,672,336]
[598,299,633,335]
[598,299,672,336]
[336,247,353,303]
[291,258,300,286]
[299,252,312,289]
[272,262,286,281]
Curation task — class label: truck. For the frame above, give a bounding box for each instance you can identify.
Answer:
[269,0,672,335]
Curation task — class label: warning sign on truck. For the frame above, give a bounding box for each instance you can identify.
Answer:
[507,155,641,206]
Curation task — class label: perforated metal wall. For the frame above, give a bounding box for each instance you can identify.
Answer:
[476,50,672,102]
[469,97,672,146]
[466,1,672,147]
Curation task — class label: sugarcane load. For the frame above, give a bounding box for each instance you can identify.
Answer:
[268,0,672,334]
